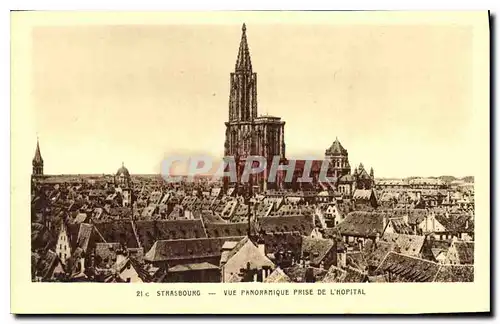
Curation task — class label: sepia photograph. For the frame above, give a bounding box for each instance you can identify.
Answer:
[10,10,490,314]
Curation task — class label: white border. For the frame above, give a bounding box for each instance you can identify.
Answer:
[3,1,498,323]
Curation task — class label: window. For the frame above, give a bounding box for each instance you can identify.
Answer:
[126,278,131,283]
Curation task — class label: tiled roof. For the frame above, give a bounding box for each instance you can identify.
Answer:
[37,250,59,280]
[387,218,415,235]
[335,212,385,237]
[301,236,334,266]
[344,266,368,282]
[320,265,347,282]
[325,138,347,155]
[379,233,425,257]
[144,236,244,262]
[271,203,314,217]
[260,215,314,236]
[94,221,139,249]
[205,222,248,238]
[376,252,441,282]
[353,189,373,200]
[135,219,207,252]
[94,242,121,267]
[363,241,396,268]
[168,262,220,272]
[435,214,474,233]
[346,251,368,271]
[76,223,94,252]
[453,241,474,264]
[434,265,474,282]
[259,232,303,261]
[263,267,291,283]
[283,265,328,283]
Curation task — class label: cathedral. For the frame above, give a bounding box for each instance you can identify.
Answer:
[223,24,375,195]
[223,24,286,193]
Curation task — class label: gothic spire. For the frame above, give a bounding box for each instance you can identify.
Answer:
[33,137,43,164]
[235,23,252,72]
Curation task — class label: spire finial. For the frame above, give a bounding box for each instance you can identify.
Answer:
[235,23,252,72]
[122,161,124,168]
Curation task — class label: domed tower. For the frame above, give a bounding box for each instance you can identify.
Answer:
[115,162,132,207]
[32,138,44,176]
[115,162,131,188]
[325,137,351,179]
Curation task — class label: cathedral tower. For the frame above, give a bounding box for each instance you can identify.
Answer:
[32,138,44,176]
[224,24,286,193]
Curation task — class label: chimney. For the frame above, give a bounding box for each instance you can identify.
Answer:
[79,258,85,274]
[337,246,346,268]
[357,238,363,251]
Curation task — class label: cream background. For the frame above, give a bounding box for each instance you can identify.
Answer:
[11,11,490,314]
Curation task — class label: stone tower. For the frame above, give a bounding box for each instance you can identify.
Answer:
[223,24,286,193]
[32,138,44,176]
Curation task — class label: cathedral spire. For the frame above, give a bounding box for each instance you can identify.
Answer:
[32,137,44,176]
[33,137,43,164]
[235,23,252,72]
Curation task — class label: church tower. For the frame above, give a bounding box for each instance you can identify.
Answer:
[223,24,286,193]
[32,138,44,176]
[228,23,258,124]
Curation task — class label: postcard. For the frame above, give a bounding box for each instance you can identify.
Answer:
[11,11,490,314]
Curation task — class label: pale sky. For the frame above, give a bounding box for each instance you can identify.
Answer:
[32,23,475,177]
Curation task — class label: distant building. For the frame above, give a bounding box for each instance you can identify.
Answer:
[115,162,132,207]
[32,138,44,176]
[325,138,351,179]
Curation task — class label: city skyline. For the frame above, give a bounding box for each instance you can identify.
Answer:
[32,23,475,178]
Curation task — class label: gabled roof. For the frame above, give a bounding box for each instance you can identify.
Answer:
[376,252,441,282]
[283,265,328,283]
[205,222,248,238]
[94,242,121,267]
[135,219,207,252]
[94,220,139,249]
[301,236,335,266]
[434,265,474,282]
[335,212,385,237]
[76,223,94,252]
[144,236,244,263]
[386,217,414,235]
[264,267,291,283]
[260,215,314,236]
[452,241,474,264]
[168,262,220,272]
[259,232,303,261]
[379,233,425,257]
[353,189,374,200]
